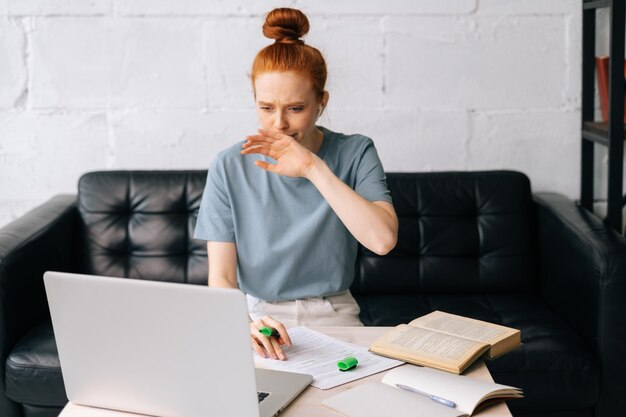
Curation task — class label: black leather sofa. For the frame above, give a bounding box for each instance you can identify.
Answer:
[1,170,625,417]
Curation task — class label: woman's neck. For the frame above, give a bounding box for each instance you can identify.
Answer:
[300,127,324,154]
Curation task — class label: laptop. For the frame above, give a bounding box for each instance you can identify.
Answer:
[44,271,312,417]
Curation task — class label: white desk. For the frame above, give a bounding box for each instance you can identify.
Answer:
[60,326,512,417]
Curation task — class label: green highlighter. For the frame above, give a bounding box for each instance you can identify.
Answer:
[337,357,358,371]
[259,327,280,338]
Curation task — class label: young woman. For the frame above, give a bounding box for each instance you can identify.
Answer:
[194,8,398,361]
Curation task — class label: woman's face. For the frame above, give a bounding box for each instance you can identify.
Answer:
[254,71,324,143]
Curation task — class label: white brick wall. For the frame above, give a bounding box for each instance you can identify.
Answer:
[470,110,580,196]
[204,17,266,110]
[6,0,111,16]
[385,16,570,110]
[31,18,206,109]
[0,111,109,200]
[109,110,256,168]
[114,0,289,16]
[0,0,621,229]
[0,18,27,108]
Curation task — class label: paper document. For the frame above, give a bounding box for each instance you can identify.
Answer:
[255,326,403,389]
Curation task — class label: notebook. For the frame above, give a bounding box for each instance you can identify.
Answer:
[322,365,522,417]
[44,271,312,417]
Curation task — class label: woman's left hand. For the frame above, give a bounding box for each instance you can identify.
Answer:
[240,129,319,178]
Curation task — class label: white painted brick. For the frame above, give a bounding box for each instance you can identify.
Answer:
[7,0,111,15]
[294,0,478,16]
[115,0,289,16]
[385,15,569,110]
[593,145,608,199]
[109,110,257,169]
[0,111,109,200]
[595,8,610,57]
[114,0,477,16]
[0,18,26,108]
[564,10,582,109]
[321,109,469,171]
[469,110,580,198]
[110,18,205,109]
[600,9,623,57]
[31,18,205,109]
[308,17,384,109]
[31,18,110,108]
[477,0,578,15]
[205,17,266,110]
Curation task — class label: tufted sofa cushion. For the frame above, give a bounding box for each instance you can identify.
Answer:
[77,171,208,284]
[353,171,535,295]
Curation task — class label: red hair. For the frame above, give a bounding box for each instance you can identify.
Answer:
[251,8,327,100]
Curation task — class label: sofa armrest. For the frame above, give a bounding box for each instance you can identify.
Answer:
[0,195,78,354]
[534,192,626,417]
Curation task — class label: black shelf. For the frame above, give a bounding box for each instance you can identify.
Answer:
[580,0,626,235]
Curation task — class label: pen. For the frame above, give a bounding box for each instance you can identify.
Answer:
[395,384,456,408]
[259,327,280,338]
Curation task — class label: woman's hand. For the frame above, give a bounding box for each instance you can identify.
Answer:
[249,315,292,360]
[240,129,319,178]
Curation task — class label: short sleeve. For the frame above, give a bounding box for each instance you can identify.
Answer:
[193,157,235,242]
[354,138,393,203]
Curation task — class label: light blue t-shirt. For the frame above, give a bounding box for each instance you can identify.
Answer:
[194,126,392,302]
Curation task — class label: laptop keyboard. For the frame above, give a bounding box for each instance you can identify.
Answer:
[258,391,270,403]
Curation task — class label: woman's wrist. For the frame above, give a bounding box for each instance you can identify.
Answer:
[303,155,328,182]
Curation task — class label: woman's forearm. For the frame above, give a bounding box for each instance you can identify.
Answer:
[208,275,238,288]
[207,241,239,288]
[305,157,398,255]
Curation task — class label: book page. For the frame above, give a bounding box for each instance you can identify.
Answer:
[409,311,513,344]
[381,366,522,415]
[375,325,486,364]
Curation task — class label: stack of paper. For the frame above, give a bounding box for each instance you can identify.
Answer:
[255,326,403,389]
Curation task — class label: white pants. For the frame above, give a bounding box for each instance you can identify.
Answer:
[246,291,364,328]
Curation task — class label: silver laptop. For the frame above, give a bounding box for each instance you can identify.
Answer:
[44,271,312,417]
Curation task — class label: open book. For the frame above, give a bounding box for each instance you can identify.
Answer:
[369,311,521,374]
[322,365,523,417]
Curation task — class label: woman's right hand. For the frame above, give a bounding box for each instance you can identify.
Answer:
[249,315,292,360]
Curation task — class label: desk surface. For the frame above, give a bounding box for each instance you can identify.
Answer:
[60,326,512,417]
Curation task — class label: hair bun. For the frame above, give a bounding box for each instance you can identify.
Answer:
[263,8,310,45]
